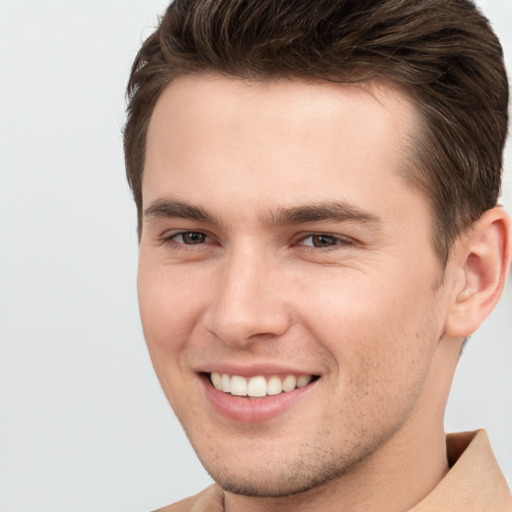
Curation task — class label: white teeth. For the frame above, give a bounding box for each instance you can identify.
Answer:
[209,373,314,397]
[297,375,312,388]
[282,375,297,392]
[211,372,222,390]
[247,376,267,397]
[230,375,247,396]
[221,373,231,393]
[266,376,282,396]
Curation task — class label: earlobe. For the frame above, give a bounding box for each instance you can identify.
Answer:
[444,207,511,338]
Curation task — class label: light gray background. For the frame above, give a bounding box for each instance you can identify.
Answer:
[0,1,511,511]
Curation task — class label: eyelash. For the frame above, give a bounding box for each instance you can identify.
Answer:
[298,233,353,249]
[160,231,353,250]
[158,231,214,252]
[165,231,212,245]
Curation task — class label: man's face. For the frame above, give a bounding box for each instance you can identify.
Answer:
[138,75,452,496]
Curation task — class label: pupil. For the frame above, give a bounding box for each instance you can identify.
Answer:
[313,235,334,247]
[184,232,204,244]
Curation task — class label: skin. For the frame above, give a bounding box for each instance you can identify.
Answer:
[138,75,510,512]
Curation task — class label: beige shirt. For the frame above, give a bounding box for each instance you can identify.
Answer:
[157,430,512,511]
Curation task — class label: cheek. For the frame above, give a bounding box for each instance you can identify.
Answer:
[137,262,208,414]
[137,260,204,355]
[298,267,440,383]
[308,279,440,440]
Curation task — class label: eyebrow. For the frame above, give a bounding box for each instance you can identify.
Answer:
[262,201,381,227]
[143,198,381,227]
[144,199,219,224]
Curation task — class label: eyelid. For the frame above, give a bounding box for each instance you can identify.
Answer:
[295,232,355,249]
[156,229,355,250]
[159,229,215,246]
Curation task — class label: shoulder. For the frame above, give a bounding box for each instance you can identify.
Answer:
[153,485,224,512]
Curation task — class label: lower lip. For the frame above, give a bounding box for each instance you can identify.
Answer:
[201,375,317,423]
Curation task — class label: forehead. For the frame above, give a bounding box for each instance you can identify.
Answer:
[143,74,420,218]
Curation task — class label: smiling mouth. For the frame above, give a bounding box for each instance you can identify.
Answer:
[209,372,319,398]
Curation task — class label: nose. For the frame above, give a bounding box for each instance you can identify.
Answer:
[203,247,292,347]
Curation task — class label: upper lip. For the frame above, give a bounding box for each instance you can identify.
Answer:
[196,362,321,378]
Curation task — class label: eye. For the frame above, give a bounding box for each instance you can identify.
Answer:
[168,231,211,245]
[299,234,351,248]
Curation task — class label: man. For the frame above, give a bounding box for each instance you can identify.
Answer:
[124,0,512,510]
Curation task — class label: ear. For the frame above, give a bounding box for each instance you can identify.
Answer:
[444,207,511,338]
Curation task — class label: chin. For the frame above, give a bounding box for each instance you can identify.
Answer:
[206,465,339,498]
[194,439,366,499]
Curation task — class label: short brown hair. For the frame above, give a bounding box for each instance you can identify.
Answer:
[124,0,508,264]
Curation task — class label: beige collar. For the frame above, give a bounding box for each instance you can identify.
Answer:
[410,430,512,511]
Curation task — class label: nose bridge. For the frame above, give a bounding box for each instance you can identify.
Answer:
[205,241,290,346]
